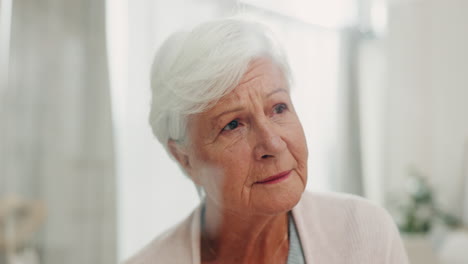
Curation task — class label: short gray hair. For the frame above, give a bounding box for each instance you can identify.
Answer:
[149,18,292,156]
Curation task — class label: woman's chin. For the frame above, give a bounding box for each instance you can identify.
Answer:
[250,179,305,215]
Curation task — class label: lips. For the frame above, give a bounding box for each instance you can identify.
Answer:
[256,170,291,184]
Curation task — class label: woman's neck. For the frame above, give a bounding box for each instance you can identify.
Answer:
[201,198,290,264]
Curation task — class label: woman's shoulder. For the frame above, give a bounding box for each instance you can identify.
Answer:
[297,190,392,222]
[294,191,408,263]
[123,205,201,264]
[296,190,398,233]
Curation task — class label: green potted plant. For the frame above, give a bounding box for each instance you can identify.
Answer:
[393,168,460,234]
[390,167,460,263]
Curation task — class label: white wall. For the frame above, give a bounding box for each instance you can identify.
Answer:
[382,0,468,218]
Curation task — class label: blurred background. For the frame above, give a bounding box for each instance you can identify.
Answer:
[0,0,467,263]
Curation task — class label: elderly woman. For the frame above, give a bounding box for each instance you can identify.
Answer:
[126,18,408,264]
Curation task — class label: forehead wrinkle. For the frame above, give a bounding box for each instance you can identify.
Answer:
[237,72,262,87]
[240,71,288,101]
[238,58,265,85]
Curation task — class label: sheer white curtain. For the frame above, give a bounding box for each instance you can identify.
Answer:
[1,0,116,263]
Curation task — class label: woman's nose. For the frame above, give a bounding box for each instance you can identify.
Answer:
[252,120,287,160]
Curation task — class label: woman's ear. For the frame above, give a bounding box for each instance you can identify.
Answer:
[168,139,203,186]
[167,139,204,185]
[168,139,191,171]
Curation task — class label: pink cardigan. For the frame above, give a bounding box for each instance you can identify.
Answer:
[125,191,409,263]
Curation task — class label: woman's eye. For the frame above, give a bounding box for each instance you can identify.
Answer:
[273,103,288,114]
[222,120,239,131]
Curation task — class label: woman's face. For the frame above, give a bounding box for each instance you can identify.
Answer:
[182,58,308,216]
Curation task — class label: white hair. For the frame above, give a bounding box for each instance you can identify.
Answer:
[149,18,292,157]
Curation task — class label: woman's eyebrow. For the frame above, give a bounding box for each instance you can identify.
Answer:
[266,88,288,98]
[211,106,245,123]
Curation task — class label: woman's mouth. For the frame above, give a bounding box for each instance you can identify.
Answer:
[256,170,291,184]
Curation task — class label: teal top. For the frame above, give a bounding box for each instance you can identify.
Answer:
[287,212,306,264]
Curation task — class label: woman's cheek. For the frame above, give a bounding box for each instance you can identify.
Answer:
[222,140,251,167]
[285,122,308,164]
[219,140,252,181]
